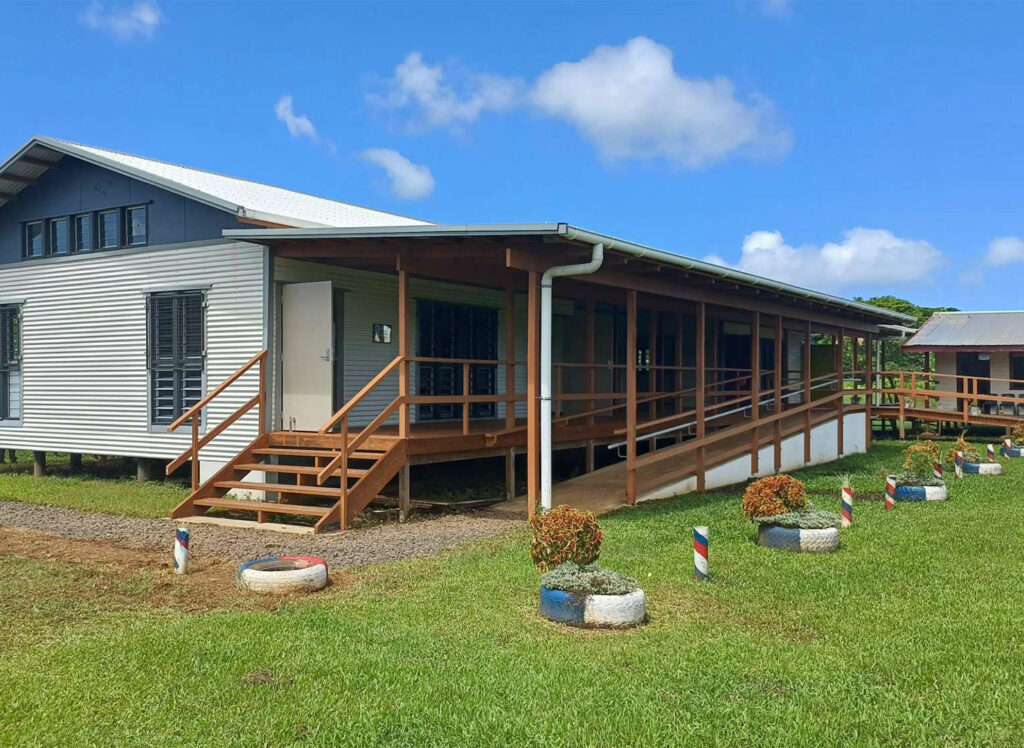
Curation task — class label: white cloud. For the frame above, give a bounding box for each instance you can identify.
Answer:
[370,38,789,168]
[532,37,790,167]
[984,236,1024,266]
[274,95,336,154]
[705,228,945,292]
[369,52,524,133]
[79,1,162,40]
[361,148,435,200]
[757,0,792,18]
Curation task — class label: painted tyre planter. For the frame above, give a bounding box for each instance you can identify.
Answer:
[539,585,646,628]
[238,555,328,594]
[1002,444,1024,458]
[893,484,948,502]
[756,525,840,553]
[961,461,1002,475]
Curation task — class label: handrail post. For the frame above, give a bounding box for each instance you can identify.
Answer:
[462,362,470,436]
[340,415,348,530]
[258,352,267,436]
[191,415,199,491]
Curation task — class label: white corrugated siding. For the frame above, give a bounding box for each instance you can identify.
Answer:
[272,259,575,426]
[0,241,265,464]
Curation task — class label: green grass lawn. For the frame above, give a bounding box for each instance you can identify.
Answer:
[0,451,187,517]
[2,440,1023,745]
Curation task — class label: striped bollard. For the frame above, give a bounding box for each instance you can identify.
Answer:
[841,485,853,528]
[884,476,896,511]
[933,461,943,482]
[1004,438,1013,457]
[693,526,709,582]
[173,527,190,575]
[987,444,996,462]
[954,450,964,480]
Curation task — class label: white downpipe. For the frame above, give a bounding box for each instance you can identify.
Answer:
[540,241,605,511]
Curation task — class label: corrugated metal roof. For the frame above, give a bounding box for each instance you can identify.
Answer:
[904,311,1024,348]
[0,136,427,229]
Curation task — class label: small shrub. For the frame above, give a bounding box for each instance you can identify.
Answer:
[751,508,841,529]
[944,432,981,465]
[540,562,637,596]
[894,472,944,487]
[902,441,939,475]
[1011,424,1024,445]
[529,505,602,572]
[741,475,806,520]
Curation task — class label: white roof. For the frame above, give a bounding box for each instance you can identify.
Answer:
[0,136,428,229]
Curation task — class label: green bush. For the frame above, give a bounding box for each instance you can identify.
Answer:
[902,441,940,476]
[894,472,944,487]
[945,432,981,465]
[529,505,602,572]
[751,508,841,529]
[540,562,637,596]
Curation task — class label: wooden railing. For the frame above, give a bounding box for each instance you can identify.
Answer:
[873,370,1024,426]
[166,349,267,490]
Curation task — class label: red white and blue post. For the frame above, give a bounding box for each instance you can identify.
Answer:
[933,461,943,482]
[173,527,190,575]
[955,450,964,480]
[841,484,853,528]
[884,476,896,511]
[987,444,996,462]
[1003,438,1013,457]
[693,526,709,581]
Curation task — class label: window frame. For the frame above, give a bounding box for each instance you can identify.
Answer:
[1010,353,1024,391]
[48,216,71,256]
[125,205,148,247]
[0,304,23,423]
[74,213,94,253]
[146,289,207,428]
[98,209,120,250]
[23,221,44,258]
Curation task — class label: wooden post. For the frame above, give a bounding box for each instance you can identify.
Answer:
[649,309,657,421]
[527,271,540,517]
[898,372,906,439]
[258,352,267,435]
[399,462,410,522]
[695,302,706,491]
[774,316,783,471]
[505,289,517,495]
[676,311,684,441]
[836,328,844,455]
[804,321,812,463]
[750,311,760,474]
[32,451,46,477]
[626,290,638,505]
[585,300,595,472]
[398,269,409,440]
[69,453,82,473]
[191,417,199,490]
[865,332,873,449]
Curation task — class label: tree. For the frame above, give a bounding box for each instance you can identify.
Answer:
[854,295,959,372]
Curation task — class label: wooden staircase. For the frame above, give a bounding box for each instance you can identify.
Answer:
[170,431,407,532]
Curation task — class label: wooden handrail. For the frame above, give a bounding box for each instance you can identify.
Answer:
[316,396,402,485]
[319,355,402,434]
[166,349,267,490]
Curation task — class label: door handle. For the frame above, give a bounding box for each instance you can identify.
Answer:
[321,347,333,362]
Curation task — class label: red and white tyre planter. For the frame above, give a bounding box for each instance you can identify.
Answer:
[539,586,646,628]
[237,555,328,594]
[756,525,840,553]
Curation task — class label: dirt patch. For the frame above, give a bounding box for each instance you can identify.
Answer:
[1,527,355,613]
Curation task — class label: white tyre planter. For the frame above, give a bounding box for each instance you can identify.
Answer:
[237,555,328,594]
[757,525,840,553]
[539,586,646,628]
[961,461,1002,475]
[893,484,948,502]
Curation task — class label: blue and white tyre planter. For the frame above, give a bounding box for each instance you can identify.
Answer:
[961,461,1002,475]
[893,484,948,502]
[238,555,328,594]
[756,525,840,553]
[539,586,646,628]
[1002,445,1024,458]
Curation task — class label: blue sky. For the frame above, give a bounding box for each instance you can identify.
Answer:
[3,1,1023,309]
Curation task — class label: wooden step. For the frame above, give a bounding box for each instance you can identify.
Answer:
[233,463,369,478]
[212,480,341,498]
[252,447,384,460]
[193,497,331,517]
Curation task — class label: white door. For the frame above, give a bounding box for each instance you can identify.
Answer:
[282,281,334,431]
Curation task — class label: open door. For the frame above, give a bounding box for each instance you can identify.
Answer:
[282,281,334,431]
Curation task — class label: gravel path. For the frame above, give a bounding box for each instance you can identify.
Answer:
[0,501,523,569]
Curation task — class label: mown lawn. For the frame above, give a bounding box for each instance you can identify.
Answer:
[0,451,187,517]
[2,440,1023,745]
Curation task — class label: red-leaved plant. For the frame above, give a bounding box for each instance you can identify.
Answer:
[741,475,807,520]
[529,505,602,572]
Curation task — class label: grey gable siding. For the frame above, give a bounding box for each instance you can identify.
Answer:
[0,155,241,264]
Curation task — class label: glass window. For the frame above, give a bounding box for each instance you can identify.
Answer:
[75,214,92,252]
[99,210,119,249]
[49,217,70,255]
[1011,354,1024,391]
[126,205,148,246]
[0,305,21,420]
[148,291,205,425]
[24,222,43,258]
